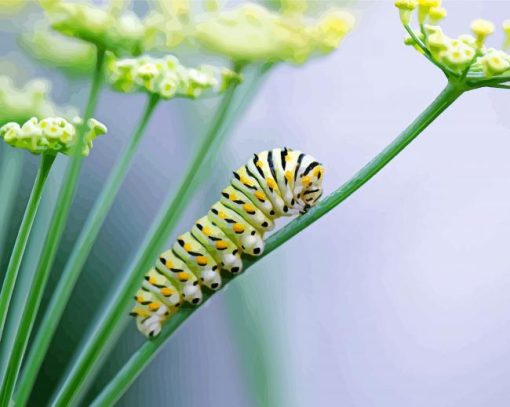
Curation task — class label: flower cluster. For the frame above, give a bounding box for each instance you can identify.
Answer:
[152,2,354,64]
[21,23,95,76]
[41,0,157,55]
[0,116,107,156]
[106,54,241,99]
[0,76,75,126]
[395,0,510,81]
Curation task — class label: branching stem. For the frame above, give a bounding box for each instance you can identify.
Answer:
[0,47,105,407]
[14,94,160,407]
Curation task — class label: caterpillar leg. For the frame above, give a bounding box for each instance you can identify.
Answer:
[131,289,174,338]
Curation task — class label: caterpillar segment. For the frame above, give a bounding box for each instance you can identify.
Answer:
[132,148,324,338]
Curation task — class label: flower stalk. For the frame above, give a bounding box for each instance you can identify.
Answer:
[0,48,105,407]
[0,153,55,342]
[13,93,160,407]
[50,66,249,407]
[91,80,464,406]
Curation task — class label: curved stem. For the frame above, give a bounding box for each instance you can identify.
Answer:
[0,48,105,407]
[91,81,464,407]
[0,154,55,341]
[51,73,248,407]
[13,94,160,407]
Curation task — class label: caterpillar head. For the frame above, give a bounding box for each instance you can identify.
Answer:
[294,161,324,213]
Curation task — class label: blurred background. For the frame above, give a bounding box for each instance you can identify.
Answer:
[1,1,510,406]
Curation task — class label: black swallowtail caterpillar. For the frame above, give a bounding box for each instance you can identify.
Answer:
[131,148,324,337]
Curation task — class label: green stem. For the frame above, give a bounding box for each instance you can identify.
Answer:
[0,148,24,267]
[0,48,105,407]
[13,94,160,407]
[0,154,55,341]
[91,81,464,407]
[51,75,246,407]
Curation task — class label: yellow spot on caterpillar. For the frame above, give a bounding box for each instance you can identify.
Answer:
[218,211,227,219]
[240,176,252,186]
[165,260,173,269]
[148,302,160,311]
[256,160,263,168]
[266,178,277,189]
[135,295,141,303]
[243,203,255,213]
[177,272,189,281]
[202,226,211,236]
[285,171,293,182]
[148,276,157,285]
[196,256,208,266]
[301,176,311,186]
[233,223,245,233]
[229,193,237,200]
[285,154,291,162]
[216,241,228,249]
[184,243,192,252]
[255,190,266,201]
[313,166,321,176]
[161,287,174,296]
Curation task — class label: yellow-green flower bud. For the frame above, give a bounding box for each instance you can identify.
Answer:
[477,49,510,77]
[428,6,446,23]
[394,0,417,25]
[316,10,355,52]
[0,116,107,156]
[471,18,494,48]
[416,0,440,23]
[442,40,476,73]
[503,20,510,49]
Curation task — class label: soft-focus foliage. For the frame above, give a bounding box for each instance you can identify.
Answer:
[41,0,157,55]
[395,0,510,79]
[106,53,241,99]
[151,1,354,64]
[0,116,107,156]
[21,23,95,75]
[0,0,27,16]
[0,76,74,126]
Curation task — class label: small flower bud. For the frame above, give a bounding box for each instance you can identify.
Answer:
[477,49,510,77]
[417,0,441,24]
[428,6,446,23]
[394,0,417,25]
[471,18,494,48]
[503,20,510,49]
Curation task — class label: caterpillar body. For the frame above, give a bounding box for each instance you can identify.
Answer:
[131,148,325,337]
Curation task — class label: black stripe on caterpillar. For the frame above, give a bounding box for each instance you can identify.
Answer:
[131,147,325,337]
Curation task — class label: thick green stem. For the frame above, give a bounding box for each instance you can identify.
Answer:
[13,94,160,407]
[91,81,463,407]
[0,154,55,341]
[0,48,105,407]
[0,148,24,267]
[51,77,246,407]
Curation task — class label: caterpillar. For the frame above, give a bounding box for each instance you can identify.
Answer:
[131,148,325,337]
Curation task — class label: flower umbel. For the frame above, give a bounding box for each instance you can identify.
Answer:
[0,116,107,156]
[106,54,241,99]
[396,0,510,85]
[41,0,156,55]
